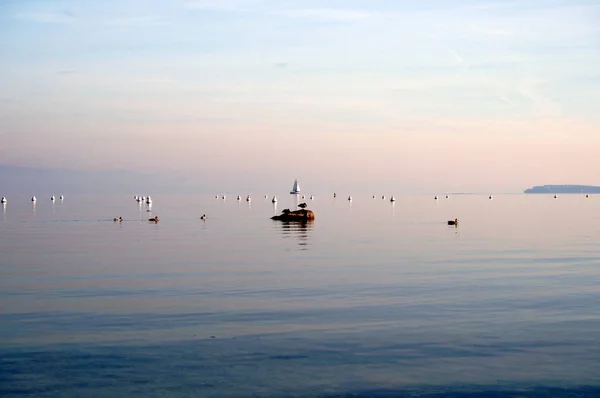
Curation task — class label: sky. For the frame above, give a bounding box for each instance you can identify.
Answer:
[1,0,599,193]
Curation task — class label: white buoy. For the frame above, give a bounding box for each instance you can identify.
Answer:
[390,196,396,202]
[31,196,37,202]
[272,196,277,203]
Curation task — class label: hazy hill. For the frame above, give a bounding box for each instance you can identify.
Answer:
[524,185,600,194]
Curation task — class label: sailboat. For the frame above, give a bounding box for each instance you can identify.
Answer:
[290,179,300,194]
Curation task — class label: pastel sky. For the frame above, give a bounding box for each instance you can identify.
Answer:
[1,0,599,193]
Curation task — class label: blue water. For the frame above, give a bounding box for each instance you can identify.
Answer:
[1,194,599,397]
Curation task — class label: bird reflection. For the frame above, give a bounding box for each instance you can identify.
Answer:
[275,220,313,250]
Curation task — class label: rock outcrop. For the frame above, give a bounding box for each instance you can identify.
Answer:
[271,209,315,221]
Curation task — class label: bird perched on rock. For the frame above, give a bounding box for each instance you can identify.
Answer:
[297,203,308,209]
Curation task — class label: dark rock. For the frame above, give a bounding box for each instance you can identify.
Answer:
[271,209,315,221]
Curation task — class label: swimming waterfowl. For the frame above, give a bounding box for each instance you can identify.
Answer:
[272,196,277,203]
[60,195,64,200]
[554,195,558,199]
[390,196,396,202]
[200,214,206,220]
[113,217,122,222]
[447,218,458,226]
[382,195,385,200]
[310,195,314,200]
[297,202,308,209]
[489,195,493,200]
[1,197,6,204]
[434,196,438,200]
[586,194,589,198]
[333,193,336,198]
[149,216,159,222]
[31,196,36,202]
[348,196,352,201]
[246,195,251,202]
[237,195,241,201]
[51,195,55,201]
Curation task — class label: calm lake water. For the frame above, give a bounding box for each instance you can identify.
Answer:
[1,193,599,397]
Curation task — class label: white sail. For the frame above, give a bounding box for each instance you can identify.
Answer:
[290,179,300,194]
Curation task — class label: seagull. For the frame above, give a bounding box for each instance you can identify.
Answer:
[297,202,308,209]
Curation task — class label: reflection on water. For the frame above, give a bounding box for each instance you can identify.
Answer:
[274,220,313,250]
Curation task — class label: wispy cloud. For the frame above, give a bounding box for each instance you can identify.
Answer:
[15,11,74,24]
[182,0,256,11]
[280,8,374,21]
[102,16,170,26]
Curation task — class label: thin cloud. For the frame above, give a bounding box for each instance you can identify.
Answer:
[280,8,374,21]
[102,16,170,26]
[182,0,256,11]
[15,11,74,24]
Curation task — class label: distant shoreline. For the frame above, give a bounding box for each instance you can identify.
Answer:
[524,185,600,194]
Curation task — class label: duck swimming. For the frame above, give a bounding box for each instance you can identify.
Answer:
[149,216,159,222]
[447,218,458,226]
[113,217,122,222]
[297,202,308,209]
[200,214,206,220]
